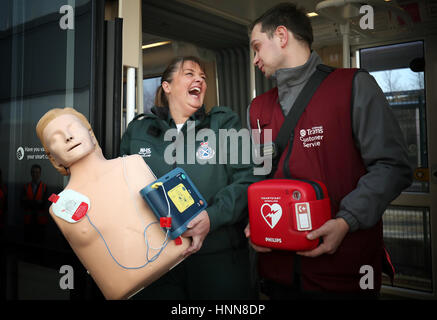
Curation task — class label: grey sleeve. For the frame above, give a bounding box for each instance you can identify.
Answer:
[336,71,413,232]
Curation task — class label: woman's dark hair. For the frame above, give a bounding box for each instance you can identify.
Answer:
[249,2,313,49]
[154,56,206,108]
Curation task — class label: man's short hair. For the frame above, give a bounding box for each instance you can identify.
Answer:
[31,164,41,172]
[249,2,313,49]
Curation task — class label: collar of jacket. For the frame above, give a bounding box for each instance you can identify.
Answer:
[151,105,207,125]
[275,51,322,88]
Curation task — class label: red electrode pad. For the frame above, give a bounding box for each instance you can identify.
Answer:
[248,179,331,251]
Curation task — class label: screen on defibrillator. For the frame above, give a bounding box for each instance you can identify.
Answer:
[140,167,207,239]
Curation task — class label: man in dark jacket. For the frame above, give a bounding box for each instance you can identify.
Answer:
[21,164,49,242]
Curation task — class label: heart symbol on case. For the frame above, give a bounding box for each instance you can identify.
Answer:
[260,203,282,229]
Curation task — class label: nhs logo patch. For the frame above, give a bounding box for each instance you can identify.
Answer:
[138,147,152,158]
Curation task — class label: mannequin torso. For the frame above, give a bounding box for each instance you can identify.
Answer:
[38,111,189,299]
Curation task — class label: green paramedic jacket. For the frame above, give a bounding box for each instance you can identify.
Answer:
[120,105,259,254]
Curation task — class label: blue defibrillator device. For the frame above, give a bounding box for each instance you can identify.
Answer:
[140,167,207,239]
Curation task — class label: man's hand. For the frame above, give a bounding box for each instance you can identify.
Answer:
[182,210,210,257]
[244,223,272,253]
[296,218,350,258]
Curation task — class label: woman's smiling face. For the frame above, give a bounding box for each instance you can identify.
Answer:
[162,60,207,121]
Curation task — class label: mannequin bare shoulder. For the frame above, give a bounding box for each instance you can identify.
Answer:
[124,154,157,186]
[36,108,189,299]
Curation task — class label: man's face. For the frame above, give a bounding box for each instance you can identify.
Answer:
[250,23,282,78]
[31,167,41,183]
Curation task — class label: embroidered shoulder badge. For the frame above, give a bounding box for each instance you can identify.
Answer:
[196,141,215,160]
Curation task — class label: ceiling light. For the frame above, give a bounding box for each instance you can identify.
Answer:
[307,12,318,17]
[142,41,171,50]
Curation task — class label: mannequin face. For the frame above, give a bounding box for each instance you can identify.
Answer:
[42,114,96,168]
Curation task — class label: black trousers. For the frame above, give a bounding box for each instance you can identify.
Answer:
[260,277,380,300]
[132,247,256,300]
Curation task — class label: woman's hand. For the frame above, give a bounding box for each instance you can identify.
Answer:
[182,210,210,257]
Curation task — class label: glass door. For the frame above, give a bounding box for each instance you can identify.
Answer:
[0,0,102,300]
[358,39,437,298]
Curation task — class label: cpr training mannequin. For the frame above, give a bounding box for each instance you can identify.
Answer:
[36,107,190,300]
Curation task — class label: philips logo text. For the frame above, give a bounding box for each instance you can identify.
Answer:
[265,237,282,243]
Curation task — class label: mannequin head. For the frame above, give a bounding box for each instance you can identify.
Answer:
[36,108,100,176]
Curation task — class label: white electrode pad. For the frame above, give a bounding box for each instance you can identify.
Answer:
[51,189,90,223]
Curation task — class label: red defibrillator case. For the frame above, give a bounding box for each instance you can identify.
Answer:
[248,179,332,251]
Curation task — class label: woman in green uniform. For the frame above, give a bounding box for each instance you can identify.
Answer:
[120,56,258,300]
